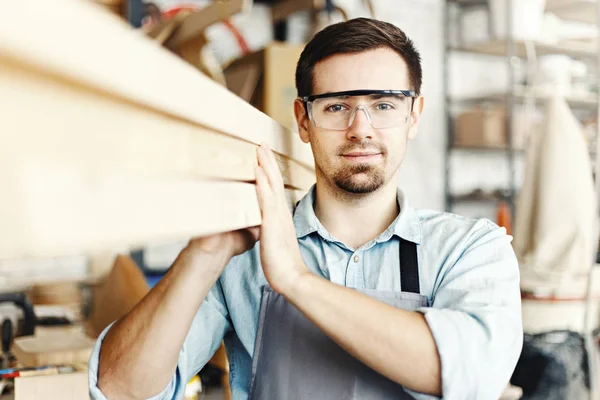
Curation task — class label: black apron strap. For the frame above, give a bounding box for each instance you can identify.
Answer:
[399,238,420,294]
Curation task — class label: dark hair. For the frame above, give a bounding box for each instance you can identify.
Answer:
[295,18,422,97]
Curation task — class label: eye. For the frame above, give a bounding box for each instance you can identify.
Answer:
[325,104,348,113]
[375,103,395,111]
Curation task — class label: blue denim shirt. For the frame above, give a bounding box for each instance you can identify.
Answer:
[89,186,522,400]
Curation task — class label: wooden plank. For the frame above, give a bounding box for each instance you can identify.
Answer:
[0,0,313,168]
[0,56,314,191]
[0,171,262,259]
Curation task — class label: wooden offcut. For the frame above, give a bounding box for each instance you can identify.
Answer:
[14,372,89,400]
[12,331,95,368]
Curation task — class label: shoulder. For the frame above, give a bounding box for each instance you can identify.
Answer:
[415,208,507,249]
[413,208,515,282]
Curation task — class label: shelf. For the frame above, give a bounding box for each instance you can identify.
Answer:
[454,39,597,59]
[546,0,597,24]
[448,0,488,5]
[451,145,525,152]
[453,85,599,109]
[450,190,513,203]
[450,0,599,25]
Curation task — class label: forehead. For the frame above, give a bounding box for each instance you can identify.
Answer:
[312,47,411,94]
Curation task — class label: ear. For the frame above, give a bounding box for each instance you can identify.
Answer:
[294,99,311,144]
[407,96,425,141]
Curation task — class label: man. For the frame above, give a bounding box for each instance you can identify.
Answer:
[89,18,522,400]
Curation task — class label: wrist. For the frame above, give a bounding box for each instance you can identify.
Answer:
[177,243,232,279]
[280,265,313,301]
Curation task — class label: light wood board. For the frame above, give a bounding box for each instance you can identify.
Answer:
[0,57,314,191]
[0,0,313,167]
[1,174,263,259]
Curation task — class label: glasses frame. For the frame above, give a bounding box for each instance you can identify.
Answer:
[300,89,418,129]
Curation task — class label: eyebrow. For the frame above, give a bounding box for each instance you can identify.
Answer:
[323,94,404,101]
[322,95,351,101]
[369,94,404,100]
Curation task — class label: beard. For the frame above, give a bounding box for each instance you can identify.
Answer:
[328,142,388,194]
[332,163,385,193]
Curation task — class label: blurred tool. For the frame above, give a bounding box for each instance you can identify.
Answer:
[0,293,36,369]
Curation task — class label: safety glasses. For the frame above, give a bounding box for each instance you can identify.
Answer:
[301,89,417,131]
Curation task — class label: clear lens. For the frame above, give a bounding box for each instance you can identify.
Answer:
[309,94,411,130]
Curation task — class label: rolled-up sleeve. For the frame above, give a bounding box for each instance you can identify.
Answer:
[88,279,232,399]
[417,221,523,400]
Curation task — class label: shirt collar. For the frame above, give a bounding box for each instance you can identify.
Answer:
[293,185,422,245]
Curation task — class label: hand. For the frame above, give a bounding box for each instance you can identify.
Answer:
[188,228,260,258]
[181,228,260,277]
[255,143,309,294]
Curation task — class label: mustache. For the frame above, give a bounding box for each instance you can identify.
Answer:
[336,142,387,156]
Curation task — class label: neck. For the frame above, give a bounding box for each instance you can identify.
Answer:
[314,178,400,250]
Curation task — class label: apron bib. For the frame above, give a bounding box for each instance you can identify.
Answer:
[248,238,428,400]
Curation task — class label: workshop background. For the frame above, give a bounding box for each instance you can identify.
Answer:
[1,0,600,399]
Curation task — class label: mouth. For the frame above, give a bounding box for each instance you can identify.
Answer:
[341,152,382,162]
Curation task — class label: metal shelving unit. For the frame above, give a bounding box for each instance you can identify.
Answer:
[456,38,598,58]
[456,85,599,109]
[444,0,520,214]
[444,0,600,220]
[444,2,600,397]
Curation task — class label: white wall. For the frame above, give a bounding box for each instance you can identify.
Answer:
[377,0,446,211]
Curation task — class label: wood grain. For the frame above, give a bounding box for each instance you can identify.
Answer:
[0,0,313,168]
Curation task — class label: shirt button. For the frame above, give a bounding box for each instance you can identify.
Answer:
[353,255,359,263]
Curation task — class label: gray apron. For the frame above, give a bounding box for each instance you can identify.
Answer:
[248,238,428,400]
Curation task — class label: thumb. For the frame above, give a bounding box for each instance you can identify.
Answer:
[247,226,261,242]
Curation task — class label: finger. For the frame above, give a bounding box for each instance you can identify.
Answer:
[247,226,261,242]
[262,143,285,188]
[254,166,273,210]
[258,144,284,190]
[261,143,281,175]
[237,226,260,251]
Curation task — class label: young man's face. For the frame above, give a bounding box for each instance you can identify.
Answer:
[294,47,424,195]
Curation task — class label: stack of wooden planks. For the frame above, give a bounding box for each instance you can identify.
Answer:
[0,0,314,261]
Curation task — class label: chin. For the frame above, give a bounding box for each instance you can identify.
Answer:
[333,171,386,194]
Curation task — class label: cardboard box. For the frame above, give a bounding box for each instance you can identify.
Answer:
[225,42,305,132]
[87,255,148,339]
[454,107,508,149]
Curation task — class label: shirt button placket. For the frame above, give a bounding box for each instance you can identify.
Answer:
[346,253,357,287]
[346,253,361,287]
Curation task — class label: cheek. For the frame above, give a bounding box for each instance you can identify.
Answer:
[384,134,409,166]
[309,132,336,161]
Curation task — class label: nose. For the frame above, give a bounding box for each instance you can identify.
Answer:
[346,106,373,141]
